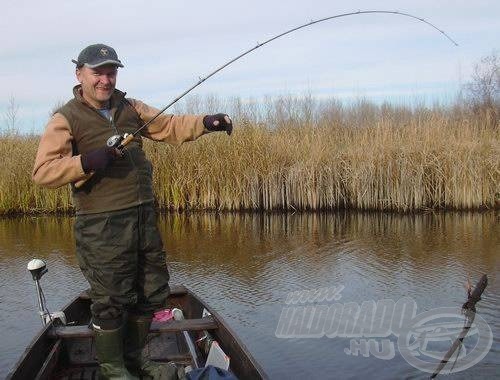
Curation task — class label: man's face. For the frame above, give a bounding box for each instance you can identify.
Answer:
[76,65,118,108]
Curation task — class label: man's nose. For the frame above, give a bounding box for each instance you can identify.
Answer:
[99,75,111,84]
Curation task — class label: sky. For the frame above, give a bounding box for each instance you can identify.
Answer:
[1,0,498,133]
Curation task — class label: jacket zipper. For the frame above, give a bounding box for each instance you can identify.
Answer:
[109,111,143,204]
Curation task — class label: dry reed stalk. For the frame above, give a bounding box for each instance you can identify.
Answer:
[0,96,498,214]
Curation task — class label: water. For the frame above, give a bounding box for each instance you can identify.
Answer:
[0,212,498,379]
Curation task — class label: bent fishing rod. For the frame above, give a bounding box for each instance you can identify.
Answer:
[76,10,457,187]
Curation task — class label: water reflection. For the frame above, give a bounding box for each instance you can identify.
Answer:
[0,212,498,379]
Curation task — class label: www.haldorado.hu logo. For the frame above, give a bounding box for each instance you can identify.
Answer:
[275,286,492,375]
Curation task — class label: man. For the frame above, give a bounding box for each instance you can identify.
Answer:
[32,44,233,379]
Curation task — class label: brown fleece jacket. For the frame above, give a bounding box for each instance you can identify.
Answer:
[33,96,206,189]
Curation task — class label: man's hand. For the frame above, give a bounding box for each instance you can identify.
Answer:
[203,113,233,135]
[81,147,121,173]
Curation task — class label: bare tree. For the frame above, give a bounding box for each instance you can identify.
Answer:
[3,96,19,134]
[464,51,499,127]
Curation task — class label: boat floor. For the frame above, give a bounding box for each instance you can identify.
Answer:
[53,330,191,379]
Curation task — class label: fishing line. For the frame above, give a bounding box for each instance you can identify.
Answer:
[117,9,458,147]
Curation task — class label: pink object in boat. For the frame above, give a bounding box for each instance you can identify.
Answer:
[153,309,174,322]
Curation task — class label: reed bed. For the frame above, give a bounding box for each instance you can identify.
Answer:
[0,96,498,214]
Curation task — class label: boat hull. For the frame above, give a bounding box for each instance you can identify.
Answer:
[7,285,266,379]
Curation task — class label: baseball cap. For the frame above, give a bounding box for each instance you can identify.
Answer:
[72,44,124,68]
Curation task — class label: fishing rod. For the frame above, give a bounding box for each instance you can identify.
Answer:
[76,10,458,187]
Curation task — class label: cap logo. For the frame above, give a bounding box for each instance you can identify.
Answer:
[100,48,109,56]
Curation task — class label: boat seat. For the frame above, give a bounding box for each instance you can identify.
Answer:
[79,285,189,300]
[48,316,218,339]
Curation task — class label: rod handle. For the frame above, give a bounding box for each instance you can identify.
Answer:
[118,133,134,149]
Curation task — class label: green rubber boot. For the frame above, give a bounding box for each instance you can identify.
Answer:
[124,315,185,380]
[94,324,139,380]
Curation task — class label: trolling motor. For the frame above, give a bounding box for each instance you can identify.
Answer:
[27,259,66,326]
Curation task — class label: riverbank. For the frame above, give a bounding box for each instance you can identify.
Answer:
[0,97,498,214]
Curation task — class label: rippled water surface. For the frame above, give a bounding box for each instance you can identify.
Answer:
[1,212,498,379]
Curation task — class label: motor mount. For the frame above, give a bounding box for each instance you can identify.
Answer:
[27,258,48,281]
[27,259,68,326]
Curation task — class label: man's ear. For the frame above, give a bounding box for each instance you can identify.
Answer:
[75,68,82,83]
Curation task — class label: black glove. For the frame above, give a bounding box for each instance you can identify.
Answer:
[81,147,120,173]
[203,113,233,135]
